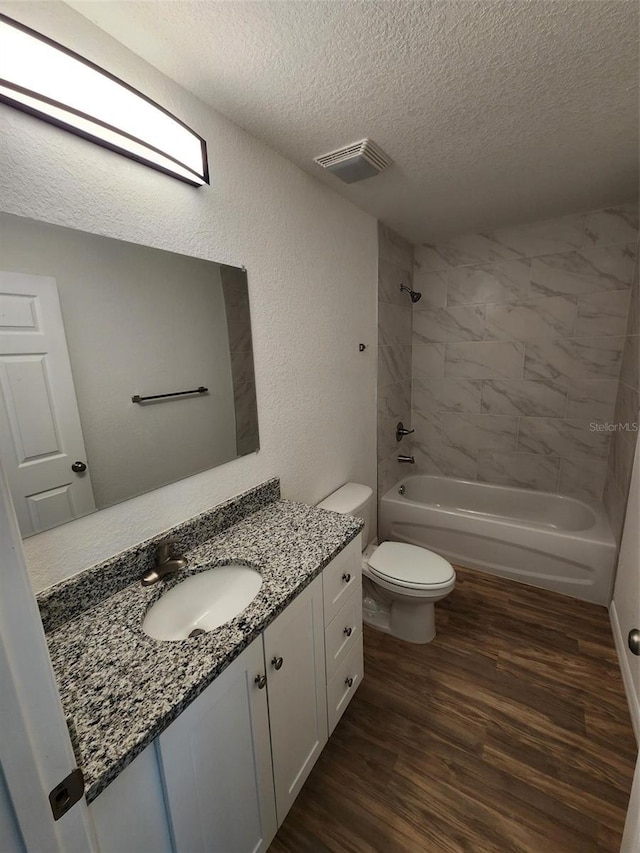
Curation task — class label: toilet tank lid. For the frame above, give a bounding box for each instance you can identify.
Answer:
[317,483,373,515]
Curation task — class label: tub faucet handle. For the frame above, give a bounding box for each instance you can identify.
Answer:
[396,421,415,442]
[398,455,415,464]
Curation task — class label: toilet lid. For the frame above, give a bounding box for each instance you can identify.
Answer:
[368,541,454,587]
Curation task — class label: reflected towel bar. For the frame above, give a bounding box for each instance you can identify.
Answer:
[132,386,208,403]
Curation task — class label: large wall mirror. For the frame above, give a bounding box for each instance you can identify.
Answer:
[0,213,259,538]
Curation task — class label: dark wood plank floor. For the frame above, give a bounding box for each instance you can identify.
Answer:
[269,566,637,853]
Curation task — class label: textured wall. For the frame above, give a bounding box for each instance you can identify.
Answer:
[377,223,414,498]
[411,201,638,500]
[603,239,640,542]
[67,0,640,244]
[0,2,377,591]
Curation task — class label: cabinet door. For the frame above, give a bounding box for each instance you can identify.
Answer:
[263,575,328,825]
[158,636,277,853]
[89,743,173,853]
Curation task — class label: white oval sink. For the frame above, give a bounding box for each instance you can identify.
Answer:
[142,564,262,641]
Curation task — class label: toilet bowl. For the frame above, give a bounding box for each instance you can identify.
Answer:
[317,483,455,644]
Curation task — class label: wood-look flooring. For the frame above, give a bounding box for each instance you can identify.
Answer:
[269,566,637,853]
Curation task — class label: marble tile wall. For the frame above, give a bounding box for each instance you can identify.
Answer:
[411,200,638,501]
[603,238,640,543]
[221,266,259,455]
[378,223,414,498]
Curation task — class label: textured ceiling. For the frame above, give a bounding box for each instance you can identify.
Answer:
[67,0,638,243]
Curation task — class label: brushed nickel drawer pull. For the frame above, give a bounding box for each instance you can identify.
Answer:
[342,573,351,583]
[271,656,283,670]
[254,674,266,689]
[344,627,353,637]
[345,676,354,688]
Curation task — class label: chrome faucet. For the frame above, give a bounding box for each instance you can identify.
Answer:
[141,540,188,586]
[397,454,415,464]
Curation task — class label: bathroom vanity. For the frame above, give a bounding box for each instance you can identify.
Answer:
[37,480,364,853]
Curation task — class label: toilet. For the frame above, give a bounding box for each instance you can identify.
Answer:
[317,483,455,644]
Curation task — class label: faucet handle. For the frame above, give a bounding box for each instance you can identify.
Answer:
[156,539,178,563]
[396,421,415,442]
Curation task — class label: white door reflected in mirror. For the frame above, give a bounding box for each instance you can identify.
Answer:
[0,271,96,535]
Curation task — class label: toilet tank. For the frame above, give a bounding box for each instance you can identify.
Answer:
[317,483,374,549]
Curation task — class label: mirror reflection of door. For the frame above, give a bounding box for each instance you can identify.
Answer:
[0,271,95,535]
[0,213,259,534]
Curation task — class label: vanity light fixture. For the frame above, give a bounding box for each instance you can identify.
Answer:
[0,14,209,186]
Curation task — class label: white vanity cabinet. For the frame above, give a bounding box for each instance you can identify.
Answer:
[321,536,364,734]
[88,537,363,853]
[89,743,174,853]
[158,635,278,853]
[263,575,327,824]
[159,575,327,851]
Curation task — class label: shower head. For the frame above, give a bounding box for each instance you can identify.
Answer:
[400,283,422,303]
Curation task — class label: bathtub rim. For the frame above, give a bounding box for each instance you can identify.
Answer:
[380,473,615,546]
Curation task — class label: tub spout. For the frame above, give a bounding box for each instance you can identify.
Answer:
[398,454,415,464]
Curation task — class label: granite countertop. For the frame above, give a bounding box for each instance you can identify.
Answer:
[44,499,363,803]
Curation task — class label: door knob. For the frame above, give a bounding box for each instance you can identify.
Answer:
[71,461,87,473]
[629,629,640,656]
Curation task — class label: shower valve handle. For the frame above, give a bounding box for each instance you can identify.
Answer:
[396,421,415,442]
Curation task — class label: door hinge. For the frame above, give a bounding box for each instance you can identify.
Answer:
[48,768,84,821]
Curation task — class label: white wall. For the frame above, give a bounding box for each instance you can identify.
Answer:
[610,438,640,742]
[0,1,378,591]
[1,214,238,509]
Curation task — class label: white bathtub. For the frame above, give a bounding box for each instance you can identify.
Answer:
[379,475,616,605]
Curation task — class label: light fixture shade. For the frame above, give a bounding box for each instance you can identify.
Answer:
[0,13,209,186]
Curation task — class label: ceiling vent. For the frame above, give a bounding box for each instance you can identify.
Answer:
[313,139,392,184]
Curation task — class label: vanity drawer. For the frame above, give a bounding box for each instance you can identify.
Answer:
[324,587,362,683]
[322,536,361,625]
[327,631,363,735]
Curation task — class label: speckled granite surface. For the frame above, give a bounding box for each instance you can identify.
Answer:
[42,496,362,803]
[38,478,281,633]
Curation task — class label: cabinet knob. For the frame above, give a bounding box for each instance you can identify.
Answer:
[254,674,266,689]
[271,656,284,671]
[342,573,351,583]
[345,676,354,688]
[343,627,353,637]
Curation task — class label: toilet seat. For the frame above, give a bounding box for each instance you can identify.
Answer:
[368,541,455,590]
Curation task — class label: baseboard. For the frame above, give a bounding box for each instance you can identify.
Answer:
[610,601,640,745]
